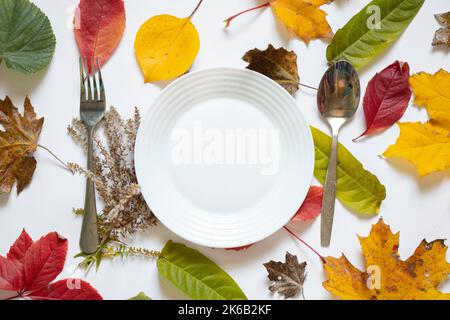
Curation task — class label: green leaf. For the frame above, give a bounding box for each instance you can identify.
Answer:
[326,0,424,70]
[0,0,56,73]
[128,292,151,300]
[311,126,386,215]
[157,241,247,300]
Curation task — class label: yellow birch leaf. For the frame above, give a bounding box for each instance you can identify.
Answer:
[134,14,200,82]
[409,69,450,128]
[383,122,450,176]
[270,0,334,44]
[324,219,450,300]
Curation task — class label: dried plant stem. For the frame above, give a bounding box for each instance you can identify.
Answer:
[224,2,271,27]
[37,144,71,171]
[283,226,325,263]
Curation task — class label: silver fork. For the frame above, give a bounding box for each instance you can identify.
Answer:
[79,57,105,254]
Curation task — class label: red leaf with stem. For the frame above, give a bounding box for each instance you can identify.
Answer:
[291,186,323,222]
[0,230,102,300]
[354,61,412,141]
[74,0,126,70]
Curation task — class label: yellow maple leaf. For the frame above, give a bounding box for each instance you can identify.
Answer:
[383,122,450,176]
[384,69,450,176]
[409,69,450,128]
[323,219,450,300]
[270,0,334,44]
[134,14,200,82]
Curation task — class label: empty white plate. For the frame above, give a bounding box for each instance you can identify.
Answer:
[135,68,314,248]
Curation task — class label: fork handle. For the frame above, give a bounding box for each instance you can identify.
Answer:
[80,129,100,254]
[321,132,339,247]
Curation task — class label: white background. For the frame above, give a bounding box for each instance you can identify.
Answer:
[0,0,449,300]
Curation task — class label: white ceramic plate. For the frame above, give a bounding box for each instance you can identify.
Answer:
[135,68,314,248]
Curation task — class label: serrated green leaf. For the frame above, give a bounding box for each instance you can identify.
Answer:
[326,0,424,70]
[311,126,386,215]
[0,0,56,73]
[128,292,151,300]
[157,241,247,300]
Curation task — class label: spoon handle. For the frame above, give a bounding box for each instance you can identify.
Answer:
[321,133,338,247]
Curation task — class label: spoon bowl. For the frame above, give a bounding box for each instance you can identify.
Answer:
[317,61,361,247]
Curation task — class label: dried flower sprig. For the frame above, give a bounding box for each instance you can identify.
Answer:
[68,107,157,270]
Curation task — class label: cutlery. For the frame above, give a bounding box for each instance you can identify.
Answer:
[79,57,105,254]
[317,61,360,247]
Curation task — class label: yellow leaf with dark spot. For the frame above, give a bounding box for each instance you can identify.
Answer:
[134,14,200,82]
[324,219,450,300]
[270,0,334,44]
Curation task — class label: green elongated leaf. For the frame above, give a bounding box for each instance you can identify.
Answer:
[311,126,386,215]
[157,241,247,300]
[128,292,151,300]
[326,0,424,70]
[0,0,56,73]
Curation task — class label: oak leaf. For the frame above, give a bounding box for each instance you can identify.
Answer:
[323,219,450,300]
[354,61,412,141]
[243,44,300,95]
[74,0,126,69]
[0,97,43,195]
[271,0,334,44]
[264,252,307,299]
[432,12,450,47]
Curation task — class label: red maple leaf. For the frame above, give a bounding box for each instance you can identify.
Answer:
[0,230,102,300]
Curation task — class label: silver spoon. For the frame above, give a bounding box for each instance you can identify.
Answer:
[317,61,361,247]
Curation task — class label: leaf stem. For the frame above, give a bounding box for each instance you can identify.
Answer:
[37,144,70,172]
[283,226,325,263]
[300,83,318,91]
[189,0,204,19]
[224,2,271,27]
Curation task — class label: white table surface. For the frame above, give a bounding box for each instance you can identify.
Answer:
[1,0,449,300]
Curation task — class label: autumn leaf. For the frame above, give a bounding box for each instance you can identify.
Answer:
[134,1,203,82]
[384,69,450,176]
[409,69,450,128]
[271,0,334,43]
[243,44,300,95]
[264,252,307,299]
[74,0,126,69]
[291,186,323,222]
[0,229,102,300]
[354,61,412,141]
[0,97,44,195]
[323,219,450,300]
[432,12,450,47]
[384,122,450,176]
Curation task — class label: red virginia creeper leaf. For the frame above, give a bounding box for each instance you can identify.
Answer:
[74,0,126,69]
[0,256,21,292]
[354,61,412,141]
[7,229,33,264]
[29,279,102,300]
[292,186,323,222]
[23,232,67,292]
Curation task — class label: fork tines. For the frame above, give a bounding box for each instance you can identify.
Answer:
[79,57,105,102]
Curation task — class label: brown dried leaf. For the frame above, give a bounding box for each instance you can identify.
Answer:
[0,97,43,194]
[432,12,450,47]
[242,44,300,95]
[263,251,307,299]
